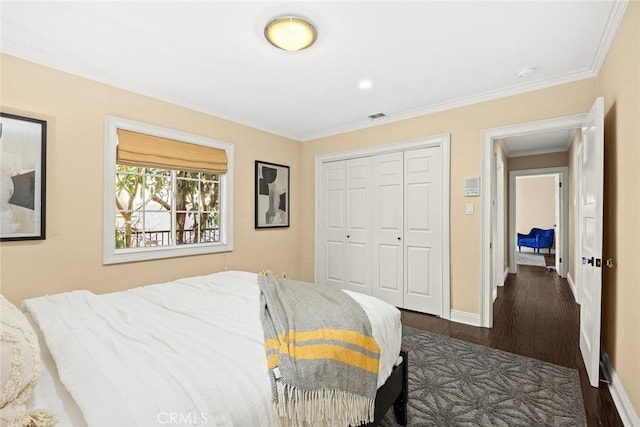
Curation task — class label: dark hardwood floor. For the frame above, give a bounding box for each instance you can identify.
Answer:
[400,262,623,426]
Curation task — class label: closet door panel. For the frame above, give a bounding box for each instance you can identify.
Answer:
[372,152,404,307]
[404,147,443,315]
[326,241,345,283]
[346,243,366,287]
[322,161,346,289]
[378,244,402,290]
[345,157,372,294]
[406,246,431,295]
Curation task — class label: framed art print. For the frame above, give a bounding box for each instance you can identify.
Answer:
[255,160,289,229]
[0,113,47,241]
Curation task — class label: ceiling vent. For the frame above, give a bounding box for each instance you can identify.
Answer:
[368,112,386,119]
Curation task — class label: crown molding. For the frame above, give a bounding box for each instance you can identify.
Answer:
[0,41,301,142]
[590,0,629,74]
[300,0,629,141]
[300,68,597,141]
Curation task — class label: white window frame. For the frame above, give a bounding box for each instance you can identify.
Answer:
[103,115,234,264]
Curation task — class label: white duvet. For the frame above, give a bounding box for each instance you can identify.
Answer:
[23,271,402,427]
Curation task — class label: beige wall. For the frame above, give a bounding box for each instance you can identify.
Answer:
[508,151,568,171]
[515,176,556,247]
[597,0,640,416]
[300,78,598,314]
[0,54,302,304]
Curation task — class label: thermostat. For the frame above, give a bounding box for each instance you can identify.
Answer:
[464,176,480,197]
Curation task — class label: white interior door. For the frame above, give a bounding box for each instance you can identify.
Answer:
[403,147,442,315]
[575,143,584,304]
[372,152,404,307]
[321,161,346,289]
[555,174,561,273]
[345,157,372,295]
[579,97,604,388]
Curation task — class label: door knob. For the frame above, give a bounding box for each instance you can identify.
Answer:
[397,237,402,241]
[346,235,350,238]
[605,258,615,268]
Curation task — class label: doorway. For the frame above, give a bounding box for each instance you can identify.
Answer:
[480,114,586,328]
[482,99,605,390]
[510,168,568,277]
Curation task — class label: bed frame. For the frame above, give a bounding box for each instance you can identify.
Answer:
[363,349,408,426]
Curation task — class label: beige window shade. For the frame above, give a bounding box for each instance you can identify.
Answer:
[116,129,228,174]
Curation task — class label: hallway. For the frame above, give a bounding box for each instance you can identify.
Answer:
[401,264,622,426]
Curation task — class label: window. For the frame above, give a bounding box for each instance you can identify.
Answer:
[104,116,233,264]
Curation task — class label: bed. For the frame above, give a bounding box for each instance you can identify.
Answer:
[17,270,407,426]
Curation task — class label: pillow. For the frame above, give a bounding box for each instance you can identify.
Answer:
[0,295,55,427]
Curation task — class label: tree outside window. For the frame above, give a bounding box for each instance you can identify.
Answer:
[115,165,219,249]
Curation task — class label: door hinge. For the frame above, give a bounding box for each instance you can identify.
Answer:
[559,257,562,263]
[559,182,562,188]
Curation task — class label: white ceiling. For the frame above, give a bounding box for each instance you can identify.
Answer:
[0,1,626,142]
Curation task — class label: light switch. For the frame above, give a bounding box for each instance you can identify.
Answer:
[466,203,474,215]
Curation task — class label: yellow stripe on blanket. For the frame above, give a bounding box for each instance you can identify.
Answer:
[287,344,379,374]
[265,343,378,373]
[288,328,380,354]
[264,328,380,373]
[265,329,379,351]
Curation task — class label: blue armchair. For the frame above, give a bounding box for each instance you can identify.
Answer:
[517,228,554,253]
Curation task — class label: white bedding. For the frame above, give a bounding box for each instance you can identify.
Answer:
[23,271,402,427]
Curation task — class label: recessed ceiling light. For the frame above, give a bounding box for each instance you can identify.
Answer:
[518,66,536,78]
[264,16,317,51]
[358,79,373,90]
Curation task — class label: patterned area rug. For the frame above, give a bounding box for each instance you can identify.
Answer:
[380,327,586,426]
[515,252,547,267]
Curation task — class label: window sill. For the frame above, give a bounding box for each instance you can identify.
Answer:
[103,242,233,265]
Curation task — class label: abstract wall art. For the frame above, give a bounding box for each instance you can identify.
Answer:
[255,160,289,229]
[0,113,47,241]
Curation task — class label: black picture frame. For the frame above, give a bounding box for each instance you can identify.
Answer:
[255,160,290,229]
[0,112,47,241]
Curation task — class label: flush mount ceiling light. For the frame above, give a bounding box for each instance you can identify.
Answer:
[264,16,317,51]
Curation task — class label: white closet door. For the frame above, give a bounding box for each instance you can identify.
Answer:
[403,146,443,315]
[345,157,373,295]
[321,161,346,289]
[372,152,404,307]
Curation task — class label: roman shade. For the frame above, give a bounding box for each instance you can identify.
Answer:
[116,129,228,174]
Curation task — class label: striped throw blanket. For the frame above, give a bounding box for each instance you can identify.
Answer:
[257,271,380,426]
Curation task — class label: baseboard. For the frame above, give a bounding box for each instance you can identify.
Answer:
[600,348,640,426]
[450,310,481,327]
[502,267,509,284]
[492,287,497,303]
[567,272,579,303]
